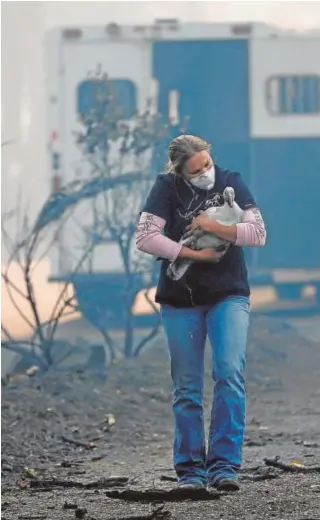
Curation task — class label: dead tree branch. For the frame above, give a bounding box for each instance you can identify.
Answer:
[264,457,320,473]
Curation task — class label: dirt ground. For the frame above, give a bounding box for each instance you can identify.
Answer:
[2,315,320,520]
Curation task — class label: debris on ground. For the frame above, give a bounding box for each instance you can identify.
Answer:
[2,316,320,519]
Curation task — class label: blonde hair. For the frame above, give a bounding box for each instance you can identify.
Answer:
[166,134,211,175]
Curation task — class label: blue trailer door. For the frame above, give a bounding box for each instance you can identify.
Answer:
[153,39,250,176]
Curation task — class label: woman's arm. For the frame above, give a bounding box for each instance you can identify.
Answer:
[187,207,266,247]
[235,208,267,247]
[136,212,182,261]
[136,212,226,262]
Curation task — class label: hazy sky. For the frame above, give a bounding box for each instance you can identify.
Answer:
[44,1,320,30]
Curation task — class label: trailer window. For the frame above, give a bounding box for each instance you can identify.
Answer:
[266,75,320,115]
[77,79,137,118]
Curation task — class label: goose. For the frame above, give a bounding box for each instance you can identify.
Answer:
[167,187,244,281]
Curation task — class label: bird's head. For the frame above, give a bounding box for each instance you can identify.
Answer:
[223,187,235,207]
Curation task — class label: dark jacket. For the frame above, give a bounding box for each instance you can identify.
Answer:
[141,166,257,307]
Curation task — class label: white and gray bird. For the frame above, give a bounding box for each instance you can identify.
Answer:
[167,187,244,281]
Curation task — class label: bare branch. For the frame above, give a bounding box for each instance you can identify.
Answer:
[47,243,95,341]
[144,287,160,316]
[2,267,36,332]
[1,340,47,370]
[31,214,71,273]
[1,324,15,341]
[1,272,29,301]
[23,233,46,345]
[95,328,117,363]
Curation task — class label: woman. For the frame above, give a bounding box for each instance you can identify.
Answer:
[136,135,266,492]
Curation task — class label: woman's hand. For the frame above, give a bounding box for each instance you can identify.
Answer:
[193,247,227,263]
[187,211,212,234]
[184,211,220,240]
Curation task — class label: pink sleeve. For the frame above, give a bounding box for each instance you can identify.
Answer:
[136,212,183,262]
[235,208,267,247]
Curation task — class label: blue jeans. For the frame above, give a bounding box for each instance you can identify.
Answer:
[161,295,250,484]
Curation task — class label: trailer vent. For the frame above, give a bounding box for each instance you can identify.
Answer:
[231,24,252,36]
[62,28,82,39]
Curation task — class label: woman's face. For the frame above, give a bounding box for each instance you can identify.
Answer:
[183,150,213,181]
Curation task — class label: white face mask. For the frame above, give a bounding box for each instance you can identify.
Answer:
[189,165,215,190]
